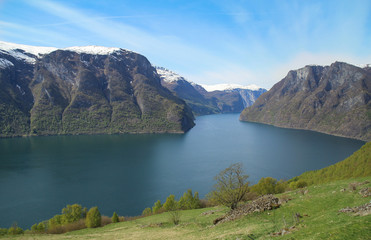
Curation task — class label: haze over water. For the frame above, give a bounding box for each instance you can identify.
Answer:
[0,114,365,228]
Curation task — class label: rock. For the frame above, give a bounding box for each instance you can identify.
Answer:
[339,202,371,216]
[359,188,371,197]
[213,194,280,225]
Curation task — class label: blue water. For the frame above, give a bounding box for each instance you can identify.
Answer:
[0,114,365,228]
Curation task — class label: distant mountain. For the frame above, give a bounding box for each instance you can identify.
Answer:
[0,41,194,137]
[240,62,371,141]
[156,67,266,115]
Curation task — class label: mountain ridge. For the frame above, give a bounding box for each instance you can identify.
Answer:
[240,61,371,141]
[156,67,266,115]
[0,41,195,137]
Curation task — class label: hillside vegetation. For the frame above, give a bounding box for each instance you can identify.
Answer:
[3,177,370,240]
[2,142,370,239]
[290,141,371,186]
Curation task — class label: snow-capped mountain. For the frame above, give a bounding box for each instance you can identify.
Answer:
[0,41,195,137]
[0,41,137,65]
[201,83,262,92]
[156,67,267,114]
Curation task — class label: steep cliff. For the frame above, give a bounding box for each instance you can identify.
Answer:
[240,62,371,141]
[0,42,194,137]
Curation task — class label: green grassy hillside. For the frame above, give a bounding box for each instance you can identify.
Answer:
[3,176,370,240]
[290,141,371,186]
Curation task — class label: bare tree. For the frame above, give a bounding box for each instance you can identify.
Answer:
[208,163,249,209]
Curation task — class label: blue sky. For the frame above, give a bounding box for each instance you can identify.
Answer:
[1,0,370,89]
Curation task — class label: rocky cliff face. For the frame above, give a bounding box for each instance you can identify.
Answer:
[0,42,194,137]
[157,67,266,115]
[240,62,371,141]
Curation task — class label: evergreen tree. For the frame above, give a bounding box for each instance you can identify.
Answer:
[163,194,178,212]
[152,200,163,214]
[112,212,119,223]
[86,207,101,228]
[142,207,152,216]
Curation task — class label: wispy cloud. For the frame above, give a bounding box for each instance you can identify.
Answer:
[1,0,370,89]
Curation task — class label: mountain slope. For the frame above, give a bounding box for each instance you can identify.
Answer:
[157,67,266,115]
[0,42,194,137]
[240,62,371,141]
[291,141,371,185]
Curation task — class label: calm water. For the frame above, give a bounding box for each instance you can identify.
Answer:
[0,114,365,228]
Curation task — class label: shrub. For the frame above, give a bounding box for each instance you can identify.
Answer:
[163,195,178,212]
[199,199,214,208]
[0,228,8,236]
[296,180,308,188]
[48,214,63,228]
[37,222,46,232]
[47,219,86,234]
[62,204,83,224]
[179,189,201,210]
[8,226,23,235]
[86,207,101,228]
[31,224,38,232]
[142,207,152,216]
[112,212,119,223]
[101,216,112,226]
[168,210,181,225]
[152,200,163,214]
[275,180,288,193]
[251,177,277,195]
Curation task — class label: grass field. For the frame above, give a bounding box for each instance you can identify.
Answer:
[4,176,370,240]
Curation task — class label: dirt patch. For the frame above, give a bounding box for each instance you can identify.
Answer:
[213,194,280,225]
[201,209,223,216]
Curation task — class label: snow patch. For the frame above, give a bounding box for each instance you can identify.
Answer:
[0,41,134,64]
[44,88,51,99]
[0,41,57,64]
[64,46,121,55]
[201,83,262,92]
[0,58,14,69]
[16,84,25,95]
[0,41,57,56]
[155,67,185,83]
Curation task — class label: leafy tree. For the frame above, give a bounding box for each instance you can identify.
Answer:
[8,223,23,235]
[37,222,45,232]
[48,214,62,228]
[275,180,287,193]
[62,204,83,224]
[163,194,178,212]
[112,212,119,223]
[179,189,201,210]
[152,200,163,214]
[31,224,38,232]
[142,207,152,216]
[251,177,277,195]
[208,163,249,210]
[86,207,101,228]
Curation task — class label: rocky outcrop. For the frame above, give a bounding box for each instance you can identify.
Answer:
[213,194,280,225]
[0,42,194,137]
[240,62,371,141]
